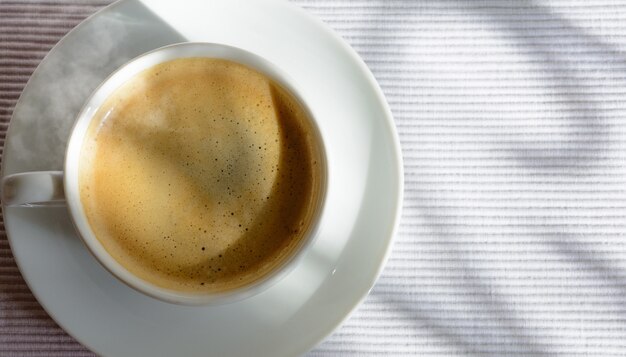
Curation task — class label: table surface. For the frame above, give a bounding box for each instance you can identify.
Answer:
[2,0,626,356]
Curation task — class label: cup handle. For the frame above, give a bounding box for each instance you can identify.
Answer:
[1,171,65,207]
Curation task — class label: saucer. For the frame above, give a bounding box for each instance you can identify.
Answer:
[1,0,403,356]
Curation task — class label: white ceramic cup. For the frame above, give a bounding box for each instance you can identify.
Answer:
[1,42,328,305]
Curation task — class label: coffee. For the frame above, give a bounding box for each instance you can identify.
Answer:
[79,58,323,293]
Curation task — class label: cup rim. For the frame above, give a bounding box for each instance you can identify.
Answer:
[63,42,329,305]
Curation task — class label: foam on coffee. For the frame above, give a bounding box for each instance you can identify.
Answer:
[79,58,322,293]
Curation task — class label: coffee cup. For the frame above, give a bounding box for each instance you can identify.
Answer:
[1,42,328,305]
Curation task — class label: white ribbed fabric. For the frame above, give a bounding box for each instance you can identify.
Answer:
[2,1,626,356]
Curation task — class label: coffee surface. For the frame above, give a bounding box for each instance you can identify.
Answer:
[79,57,322,293]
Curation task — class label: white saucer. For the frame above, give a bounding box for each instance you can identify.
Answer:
[1,0,403,356]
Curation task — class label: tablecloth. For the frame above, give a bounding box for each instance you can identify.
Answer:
[2,0,626,356]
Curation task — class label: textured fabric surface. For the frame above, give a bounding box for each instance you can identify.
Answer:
[2,0,626,356]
